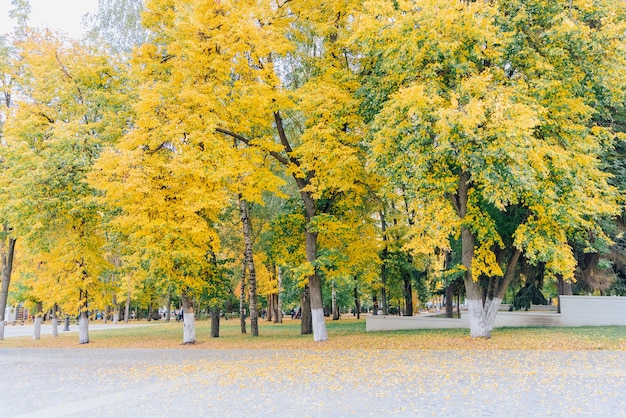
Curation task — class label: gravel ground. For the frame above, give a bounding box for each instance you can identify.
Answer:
[2,348,626,417]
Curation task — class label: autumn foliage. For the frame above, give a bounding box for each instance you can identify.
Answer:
[0,0,625,342]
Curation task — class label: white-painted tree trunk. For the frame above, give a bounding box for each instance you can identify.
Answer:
[51,317,59,337]
[79,312,89,344]
[311,308,327,342]
[0,322,4,340]
[485,297,502,334]
[183,312,196,344]
[33,316,42,340]
[466,297,504,338]
[113,313,119,325]
[466,299,489,338]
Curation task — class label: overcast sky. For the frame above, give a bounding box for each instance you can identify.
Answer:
[0,0,99,38]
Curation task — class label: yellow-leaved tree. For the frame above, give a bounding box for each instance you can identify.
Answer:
[2,28,132,343]
[91,0,287,342]
[127,0,372,342]
[358,0,626,337]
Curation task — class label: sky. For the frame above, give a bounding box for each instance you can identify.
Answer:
[0,0,100,38]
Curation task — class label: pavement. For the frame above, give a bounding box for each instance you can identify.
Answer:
[1,346,626,417]
[1,321,158,339]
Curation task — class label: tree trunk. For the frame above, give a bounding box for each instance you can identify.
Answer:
[332,282,340,320]
[124,289,130,324]
[372,295,378,316]
[276,267,283,323]
[181,292,196,344]
[404,274,413,316]
[51,305,59,337]
[166,289,171,321]
[112,294,119,324]
[0,232,16,341]
[354,284,360,319]
[452,171,490,337]
[305,229,327,341]
[79,311,89,344]
[557,275,573,313]
[33,316,42,340]
[210,305,220,338]
[445,285,453,318]
[239,196,259,337]
[272,294,279,323]
[33,302,43,340]
[240,259,247,334]
[300,285,312,335]
[379,211,389,316]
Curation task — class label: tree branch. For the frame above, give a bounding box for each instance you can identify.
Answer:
[215,127,290,166]
[495,247,522,300]
[273,111,294,154]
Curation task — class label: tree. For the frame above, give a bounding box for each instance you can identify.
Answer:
[2,29,131,343]
[85,0,148,54]
[133,0,372,342]
[360,0,625,337]
[0,32,18,341]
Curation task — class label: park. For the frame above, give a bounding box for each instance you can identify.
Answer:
[1,0,626,416]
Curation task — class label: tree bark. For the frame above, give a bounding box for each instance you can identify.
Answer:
[240,258,247,334]
[210,305,220,338]
[51,304,59,337]
[379,211,389,315]
[239,195,259,337]
[0,231,16,341]
[33,302,43,340]
[112,294,119,324]
[354,283,360,319]
[79,311,89,344]
[166,289,171,322]
[445,284,453,318]
[124,289,130,324]
[276,267,283,323]
[181,292,196,344]
[300,285,312,335]
[332,282,340,320]
[403,273,413,316]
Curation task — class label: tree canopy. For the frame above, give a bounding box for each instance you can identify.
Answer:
[0,0,624,342]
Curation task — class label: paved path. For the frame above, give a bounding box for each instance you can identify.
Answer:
[2,322,159,339]
[1,348,626,417]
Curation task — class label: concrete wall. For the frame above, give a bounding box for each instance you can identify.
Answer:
[365,296,626,332]
[365,315,467,332]
[559,295,626,326]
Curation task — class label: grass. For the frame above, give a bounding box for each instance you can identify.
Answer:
[2,316,626,350]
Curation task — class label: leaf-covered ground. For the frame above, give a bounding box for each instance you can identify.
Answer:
[3,319,626,416]
[2,317,625,350]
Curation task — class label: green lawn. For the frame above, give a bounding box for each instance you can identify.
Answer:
[2,317,626,350]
